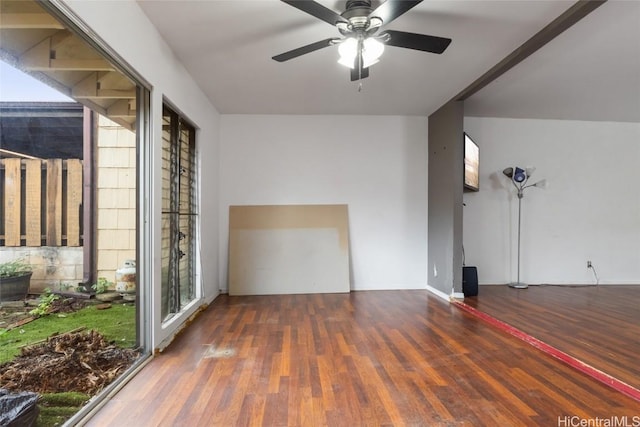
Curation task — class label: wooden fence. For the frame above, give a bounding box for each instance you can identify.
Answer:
[0,158,83,247]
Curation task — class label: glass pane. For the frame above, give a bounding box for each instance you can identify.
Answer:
[0,0,144,422]
[178,213,193,307]
[160,105,197,320]
[161,108,172,319]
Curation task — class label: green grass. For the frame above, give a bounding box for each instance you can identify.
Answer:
[37,392,90,427]
[38,392,89,407]
[0,305,136,426]
[0,302,136,364]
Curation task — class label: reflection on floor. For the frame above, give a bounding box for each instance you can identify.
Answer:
[459,285,640,398]
[87,290,640,425]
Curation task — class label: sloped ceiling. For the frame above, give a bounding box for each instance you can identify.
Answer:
[136,0,573,116]
[136,0,640,122]
[464,0,640,122]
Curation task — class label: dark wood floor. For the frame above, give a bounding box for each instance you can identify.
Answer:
[87,290,640,426]
[462,284,640,392]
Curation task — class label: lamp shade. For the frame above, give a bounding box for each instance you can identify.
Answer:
[362,37,384,67]
[338,38,357,68]
[338,37,384,69]
[533,179,548,189]
[513,167,527,183]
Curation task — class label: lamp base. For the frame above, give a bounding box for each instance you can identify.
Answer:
[508,282,528,289]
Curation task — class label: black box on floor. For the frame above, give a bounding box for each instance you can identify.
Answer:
[463,266,478,297]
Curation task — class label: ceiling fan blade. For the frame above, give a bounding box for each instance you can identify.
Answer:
[272,38,337,62]
[281,0,348,27]
[384,30,451,54]
[350,50,370,81]
[370,0,422,26]
[350,66,370,81]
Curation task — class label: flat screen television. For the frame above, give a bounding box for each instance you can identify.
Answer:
[464,132,479,192]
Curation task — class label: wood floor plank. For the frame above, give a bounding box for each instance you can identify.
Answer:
[87,291,640,426]
[462,285,640,390]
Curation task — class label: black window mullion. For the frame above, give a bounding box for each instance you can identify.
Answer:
[168,110,181,314]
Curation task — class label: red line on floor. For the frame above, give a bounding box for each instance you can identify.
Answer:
[452,299,640,403]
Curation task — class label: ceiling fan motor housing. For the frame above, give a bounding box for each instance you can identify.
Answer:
[341,0,374,32]
[344,0,373,16]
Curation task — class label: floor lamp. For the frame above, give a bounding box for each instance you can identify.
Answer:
[502,167,547,289]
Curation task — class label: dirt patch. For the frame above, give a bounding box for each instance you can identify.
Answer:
[49,297,92,314]
[0,329,140,395]
[0,296,92,330]
[0,300,34,330]
[0,296,139,397]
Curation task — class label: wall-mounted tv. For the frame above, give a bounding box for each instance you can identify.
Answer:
[464,132,479,192]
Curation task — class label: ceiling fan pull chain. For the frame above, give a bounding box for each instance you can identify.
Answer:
[358,36,363,91]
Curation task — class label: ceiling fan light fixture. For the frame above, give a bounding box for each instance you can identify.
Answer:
[337,37,384,69]
[362,37,384,66]
[338,37,358,68]
[368,16,383,31]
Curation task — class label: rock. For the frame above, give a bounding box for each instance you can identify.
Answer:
[95,292,122,302]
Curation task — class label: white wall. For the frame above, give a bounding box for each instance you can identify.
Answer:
[219,115,428,291]
[463,117,640,285]
[62,0,221,349]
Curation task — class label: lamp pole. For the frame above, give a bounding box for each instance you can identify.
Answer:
[503,167,546,289]
[514,187,525,288]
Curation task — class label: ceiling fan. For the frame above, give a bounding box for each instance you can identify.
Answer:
[272,0,452,82]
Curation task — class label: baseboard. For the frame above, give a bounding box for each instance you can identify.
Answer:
[479,282,640,286]
[426,284,450,302]
[351,283,428,291]
[451,292,465,300]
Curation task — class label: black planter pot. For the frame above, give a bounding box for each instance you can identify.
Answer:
[0,273,32,301]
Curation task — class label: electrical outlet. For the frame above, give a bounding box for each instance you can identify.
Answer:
[587,260,592,269]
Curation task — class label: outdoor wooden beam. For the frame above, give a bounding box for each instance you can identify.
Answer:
[72,72,98,97]
[74,88,136,100]
[0,13,64,29]
[19,38,51,70]
[48,58,114,71]
[97,70,132,87]
[20,37,114,71]
[107,99,136,118]
[73,72,136,99]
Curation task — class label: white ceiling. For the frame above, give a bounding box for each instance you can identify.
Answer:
[464,0,640,122]
[137,0,640,122]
